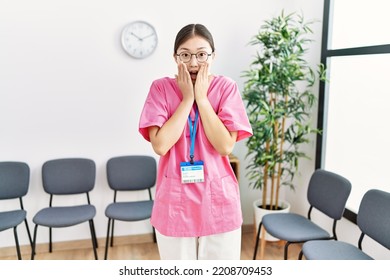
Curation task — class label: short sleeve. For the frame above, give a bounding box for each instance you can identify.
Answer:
[138,80,169,142]
[217,78,253,142]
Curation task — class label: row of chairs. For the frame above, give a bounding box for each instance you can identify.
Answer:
[253,169,390,260]
[0,156,157,260]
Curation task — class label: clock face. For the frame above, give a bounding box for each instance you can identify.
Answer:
[121,21,158,59]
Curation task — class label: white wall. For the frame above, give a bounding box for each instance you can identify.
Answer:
[1,0,324,249]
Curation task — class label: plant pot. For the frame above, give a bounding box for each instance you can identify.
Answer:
[253,198,291,241]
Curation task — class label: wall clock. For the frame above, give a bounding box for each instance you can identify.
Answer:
[121,20,158,59]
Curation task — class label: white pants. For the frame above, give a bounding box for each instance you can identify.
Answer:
[155,227,242,260]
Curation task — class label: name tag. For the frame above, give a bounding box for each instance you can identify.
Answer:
[180,161,204,184]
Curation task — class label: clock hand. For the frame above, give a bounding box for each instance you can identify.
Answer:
[141,33,155,40]
[130,32,142,41]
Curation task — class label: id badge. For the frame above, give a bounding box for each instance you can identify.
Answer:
[180,161,204,184]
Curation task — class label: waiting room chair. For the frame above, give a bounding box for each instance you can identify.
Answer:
[299,189,390,259]
[31,158,98,260]
[0,161,33,260]
[104,155,156,260]
[253,169,352,260]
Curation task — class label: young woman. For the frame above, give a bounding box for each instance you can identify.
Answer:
[138,23,252,260]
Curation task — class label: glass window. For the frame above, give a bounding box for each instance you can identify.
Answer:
[323,54,390,211]
[330,0,390,49]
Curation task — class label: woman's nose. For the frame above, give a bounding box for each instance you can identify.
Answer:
[189,55,198,66]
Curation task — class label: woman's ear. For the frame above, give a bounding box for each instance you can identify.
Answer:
[173,53,179,64]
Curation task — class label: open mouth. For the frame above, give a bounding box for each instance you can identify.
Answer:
[190,71,198,81]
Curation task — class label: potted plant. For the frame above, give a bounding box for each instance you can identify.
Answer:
[242,11,326,239]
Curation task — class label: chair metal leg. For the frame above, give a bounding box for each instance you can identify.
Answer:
[13,227,22,260]
[31,224,38,260]
[24,218,33,248]
[152,227,156,243]
[298,249,304,260]
[49,227,52,252]
[110,220,115,247]
[104,218,112,260]
[253,222,263,259]
[90,219,98,249]
[284,241,291,260]
[89,220,98,260]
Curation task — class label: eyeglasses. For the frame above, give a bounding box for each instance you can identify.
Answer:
[176,51,212,63]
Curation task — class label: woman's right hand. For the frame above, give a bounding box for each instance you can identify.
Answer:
[149,61,194,156]
[175,61,194,103]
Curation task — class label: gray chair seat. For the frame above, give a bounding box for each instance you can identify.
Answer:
[105,200,153,221]
[33,205,96,228]
[31,158,98,260]
[253,169,352,260]
[302,240,373,260]
[0,210,27,231]
[300,189,390,260]
[104,155,156,260]
[262,213,330,242]
[0,161,32,260]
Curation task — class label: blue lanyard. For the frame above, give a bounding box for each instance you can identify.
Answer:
[187,109,199,164]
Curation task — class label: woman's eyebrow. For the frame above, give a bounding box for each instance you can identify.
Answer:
[177,46,208,52]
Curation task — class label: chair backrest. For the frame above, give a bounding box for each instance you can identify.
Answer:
[42,158,96,195]
[0,161,30,200]
[106,155,156,191]
[307,169,352,220]
[357,189,390,250]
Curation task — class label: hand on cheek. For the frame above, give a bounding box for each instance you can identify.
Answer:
[195,62,211,101]
[176,61,194,102]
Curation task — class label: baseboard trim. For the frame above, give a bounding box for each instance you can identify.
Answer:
[0,233,154,259]
[1,225,255,259]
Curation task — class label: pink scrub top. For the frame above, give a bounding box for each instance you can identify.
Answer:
[139,75,253,237]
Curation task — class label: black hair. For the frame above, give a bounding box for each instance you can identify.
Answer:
[173,24,215,54]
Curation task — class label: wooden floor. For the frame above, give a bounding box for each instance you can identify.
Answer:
[0,230,302,260]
